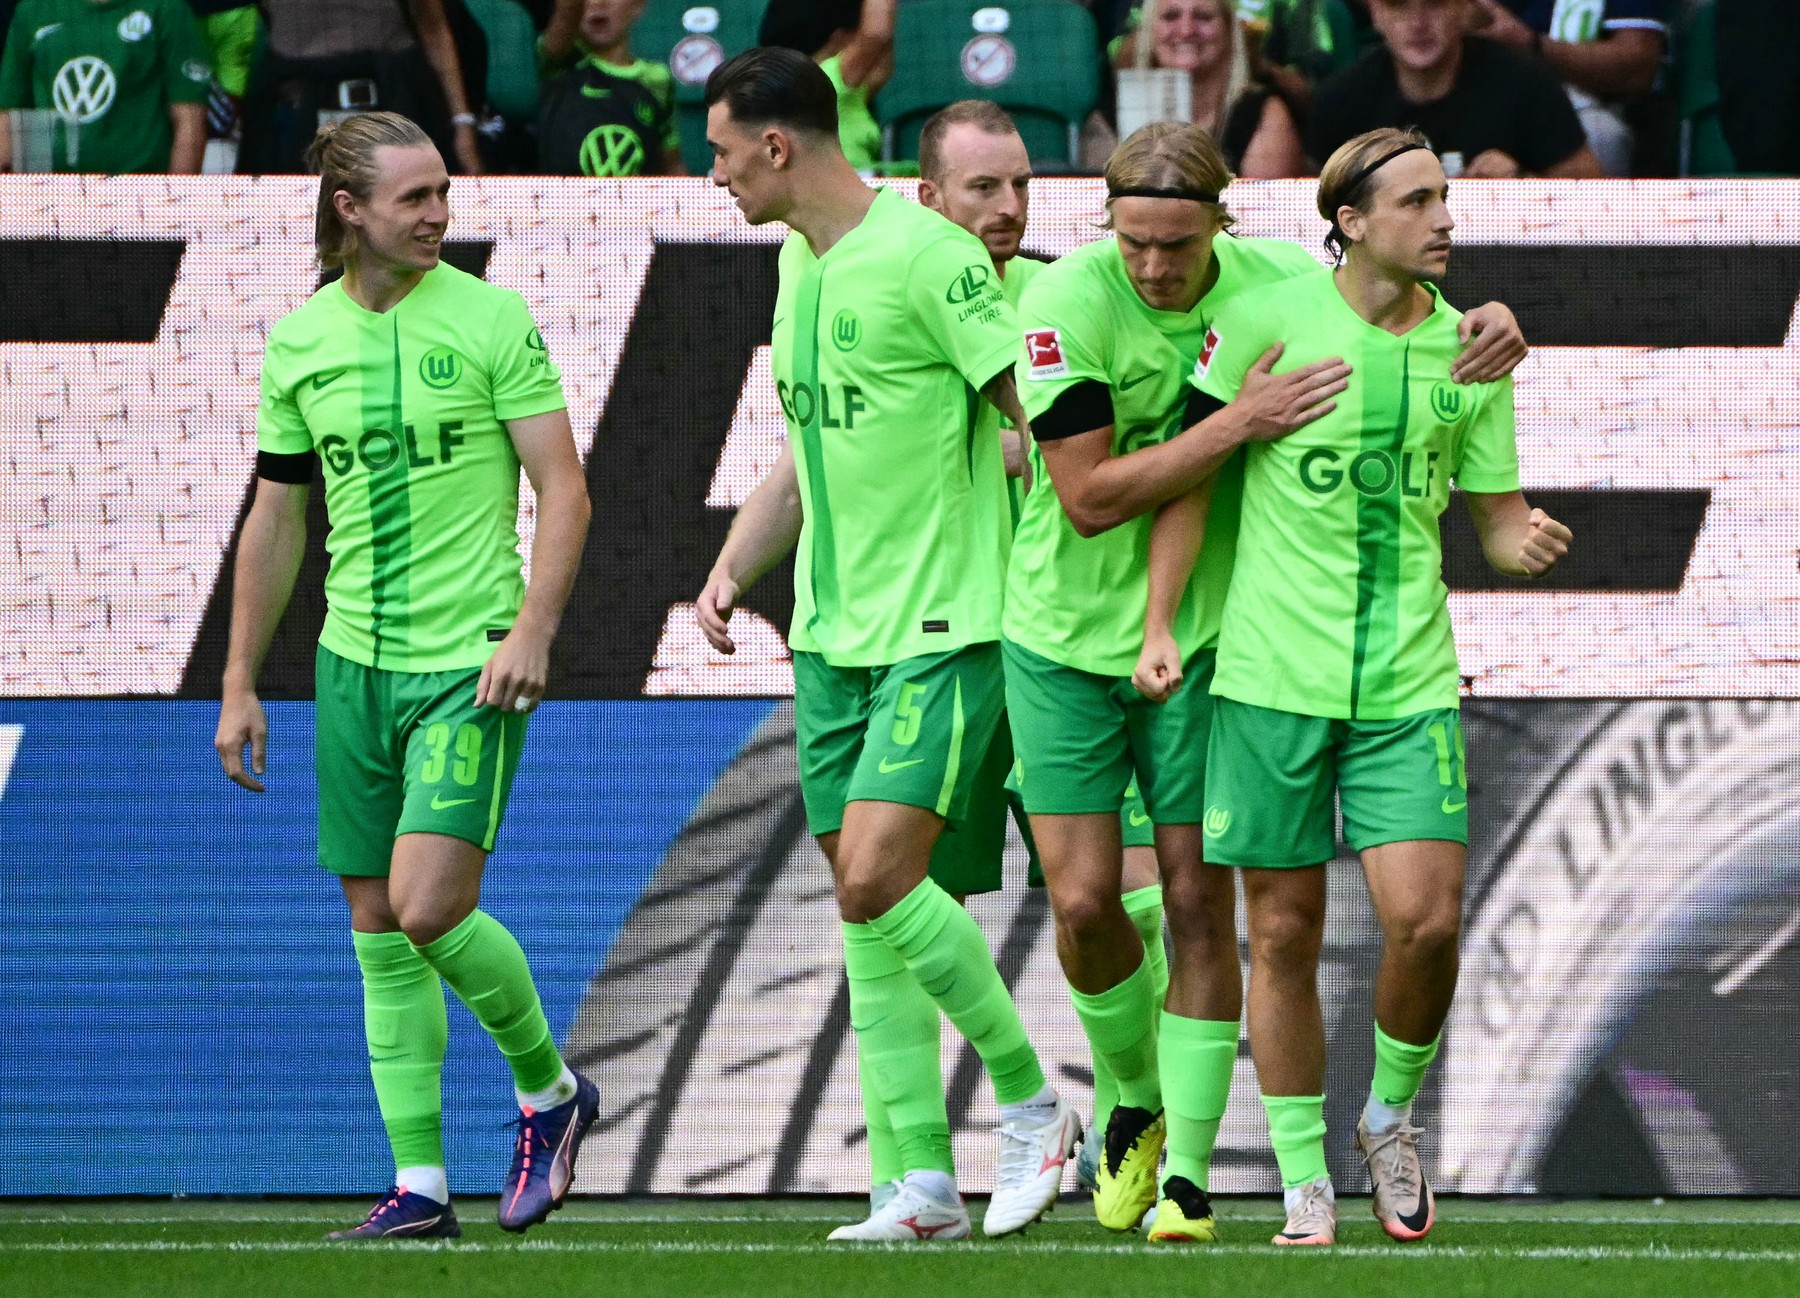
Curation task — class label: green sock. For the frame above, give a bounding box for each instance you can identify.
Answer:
[843,922,950,1178]
[1068,955,1161,1112]
[351,930,447,1171]
[1087,887,1167,1133]
[868,879,1048,1106]
[1121,886,1169,1008]
[1159,1013,1237,1190]
[1262,1094,1328,1188]
[1371,1023,1441,1106]
[414,910,563,1096]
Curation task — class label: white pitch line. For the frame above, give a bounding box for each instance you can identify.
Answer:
[2,1240,1798,1263]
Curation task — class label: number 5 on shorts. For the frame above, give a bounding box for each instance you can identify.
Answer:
[893,682,926,746]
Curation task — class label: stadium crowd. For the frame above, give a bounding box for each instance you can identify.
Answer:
[0,0,1794,179]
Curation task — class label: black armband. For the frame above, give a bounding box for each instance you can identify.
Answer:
[1183,388,1227,428]
[1031,379,1114,442]
[256,450,316,484]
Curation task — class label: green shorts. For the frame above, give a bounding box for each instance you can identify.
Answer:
[792,642,1006,838]
[927,712,1045,896]
[1203,697,1469,868]
[314,644,529,877]
[1002,638,1214,825]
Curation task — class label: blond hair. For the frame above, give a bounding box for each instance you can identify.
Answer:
[1103,121,1235,230]
[1133,0,1253,136]
[305,112,435,271]
[918,99,1020,183]
[1316,126,1431,261]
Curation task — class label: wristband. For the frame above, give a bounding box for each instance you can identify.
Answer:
[451,112,477,128]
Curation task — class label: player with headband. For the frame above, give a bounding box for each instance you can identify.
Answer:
[1008,120,1527,1243]
[1156,125,1571,1246]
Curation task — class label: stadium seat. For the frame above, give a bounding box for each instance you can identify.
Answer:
[1676,0,1737,177]
[878,0,1101,168]
[462,0,543,121]
[635,0,772,173]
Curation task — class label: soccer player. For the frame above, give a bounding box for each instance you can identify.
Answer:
[693,50,1077,1241]
[909,97,1168,1208]
[1166,125,1570,1246]
[1010,120,1527,1241]
[212,112,598,1240]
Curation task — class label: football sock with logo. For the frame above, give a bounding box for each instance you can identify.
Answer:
[1365,1023,1441,1131]
[413,910,568,1101]
[843,922,952,1178]
[1262,1094,1329,1188]
[1159,1013,1238,1191]
[868,879,1048,1106]
[1068,953,1162,1112]
[351,930,448,1184]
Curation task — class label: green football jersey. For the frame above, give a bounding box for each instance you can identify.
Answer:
[1196,272,1521,719]
[993,255,1044,534]
[774,187,1019,667]
[1007,234,1322,677]
[0,0,211,175]
[256,263,567,673]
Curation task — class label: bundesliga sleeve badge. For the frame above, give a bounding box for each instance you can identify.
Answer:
[1194,326,1222,381]
[1025,329,1067,380]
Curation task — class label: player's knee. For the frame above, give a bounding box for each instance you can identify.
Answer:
[1053,889,1123,949]
[1247,904,1323,972]
[395,898,470,949]
[1385,905,1461,965]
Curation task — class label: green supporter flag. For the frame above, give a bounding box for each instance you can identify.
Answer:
[256,262,568,673]
[1194,271,1522,720]
[773,187,1020,668]
[1007,233,1322,678]
[0,0,211,173]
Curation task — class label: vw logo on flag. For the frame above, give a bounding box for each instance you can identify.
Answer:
[51,56,116,123]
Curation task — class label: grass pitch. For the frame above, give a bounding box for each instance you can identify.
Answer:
[3,1196,1796,1298]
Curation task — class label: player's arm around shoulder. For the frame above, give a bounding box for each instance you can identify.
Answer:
[1451,299,1529,385]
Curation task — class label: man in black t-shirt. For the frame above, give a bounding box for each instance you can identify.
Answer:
[1308,0,1601,178]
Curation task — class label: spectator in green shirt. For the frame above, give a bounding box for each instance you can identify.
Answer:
[0,0,210,173]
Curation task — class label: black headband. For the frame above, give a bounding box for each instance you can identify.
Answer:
[1323,141,1433,260]
[1333,142,1433,211]
[1107,184,1221,204]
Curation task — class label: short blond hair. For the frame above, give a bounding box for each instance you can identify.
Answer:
[305,112,436,271]
[1102,121,1234,231]
[1316,126,1431,260]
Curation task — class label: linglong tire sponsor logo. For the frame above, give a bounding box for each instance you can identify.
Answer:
[1442,700,1800,1191]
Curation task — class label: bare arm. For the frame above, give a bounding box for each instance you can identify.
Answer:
[1463,490,1572,578]
[0,112,13,173]
[836,0,897,91]
[215,477,310,791]
[983,369,1030,479]
[1452,301,1528,385]
[1236,93,1305,180]
[1039,345,1349,538]
[475,408,591,712]
[1543,143,1605,179]
[167,101,205,174]
[1132,482,1212,702]
[409,0,482,174]
[541,0,582,67]
[1541,28,1664,100]
[697,444,803,654]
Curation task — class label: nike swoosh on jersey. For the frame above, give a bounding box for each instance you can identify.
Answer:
[1118,371,1157,391]
[35,23,63,40]
[311,370,347,389]
[431,793,477,810]
[1127,809,1151,827]
[1441,796,1467,814]
[877,757,925,774]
